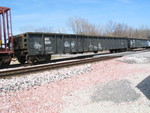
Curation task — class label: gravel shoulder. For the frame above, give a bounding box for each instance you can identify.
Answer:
[61,51,150,113]
[61,74,150,113]
[0,51,150,113]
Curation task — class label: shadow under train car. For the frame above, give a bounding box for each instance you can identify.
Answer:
[136,75,150,100]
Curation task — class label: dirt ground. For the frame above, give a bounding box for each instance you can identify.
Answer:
[0,51,150,113]
[61,74,150,113]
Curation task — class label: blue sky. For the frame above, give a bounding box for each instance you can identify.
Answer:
[0,0,150,34]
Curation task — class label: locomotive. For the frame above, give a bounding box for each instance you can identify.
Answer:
[0,7,150,67]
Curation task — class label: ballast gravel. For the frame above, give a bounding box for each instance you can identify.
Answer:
[0,64,91,94]
[0,51,150,113]
[119,52,150,64]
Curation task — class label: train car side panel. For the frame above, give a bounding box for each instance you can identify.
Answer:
[44,34,56,54]
[56,35,63,54]
[83,36,89,52]
[93,37,98,52]
[77,36,83,53]
[70,35,77,53]
[64,35,71,53]
[98,38,102,51]
[27,34,44,56]
[88,37,93,52]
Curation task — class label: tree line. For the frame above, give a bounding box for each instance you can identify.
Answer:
[20,17,150,39]
[67,17,150,39]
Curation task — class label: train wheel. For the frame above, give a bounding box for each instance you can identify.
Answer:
[26,55,35,64]
[109,50,115,53]
[17,56,26,64]
[110,50,112,53]
[2,61,10,67]
[1,56,11,67]
[94,51,98,53]
[35,55,51,63]
[0,58,3,67]
[45,55,51,63]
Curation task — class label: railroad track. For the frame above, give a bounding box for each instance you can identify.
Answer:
[0,55,121,77]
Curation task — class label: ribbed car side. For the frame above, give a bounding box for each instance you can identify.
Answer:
[13,32,150,64]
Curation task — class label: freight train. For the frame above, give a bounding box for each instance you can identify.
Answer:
[14,32,150,64]
[0,7,150,67]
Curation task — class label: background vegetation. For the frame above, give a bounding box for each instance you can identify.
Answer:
[20,17,150,39]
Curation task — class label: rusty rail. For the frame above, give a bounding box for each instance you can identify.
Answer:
[0,55,121,77]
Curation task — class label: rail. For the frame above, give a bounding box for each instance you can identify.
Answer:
[0,55,121,77]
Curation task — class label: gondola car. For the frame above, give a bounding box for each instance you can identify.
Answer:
[14,32,150,64]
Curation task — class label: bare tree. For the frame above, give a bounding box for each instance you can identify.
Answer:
[103,21,150,39]
[137,25,150,38]
[103,21,117,36]
[67,17,101,35]
[21,19,150,39]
